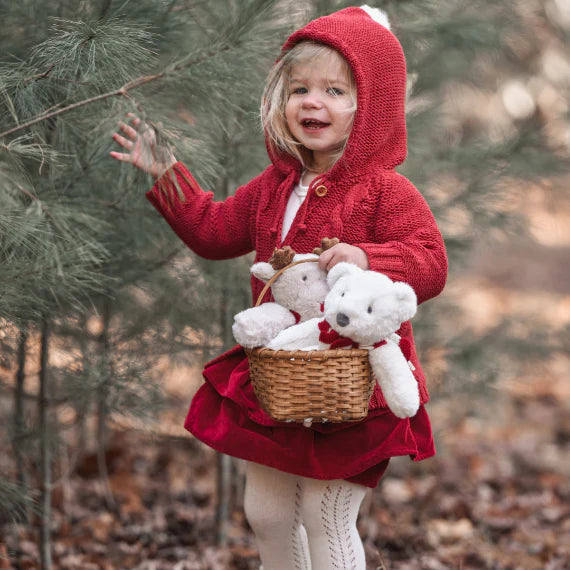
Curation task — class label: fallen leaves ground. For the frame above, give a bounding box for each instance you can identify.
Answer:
[2,374,569,570]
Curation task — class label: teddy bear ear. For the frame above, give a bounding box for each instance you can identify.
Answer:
[327,262,362,287]
[251,262,276,282]
[393,282,418,322]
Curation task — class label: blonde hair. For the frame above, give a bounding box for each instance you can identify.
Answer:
[261,42,357,173]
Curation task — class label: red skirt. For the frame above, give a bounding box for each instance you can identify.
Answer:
[184,345,435,488]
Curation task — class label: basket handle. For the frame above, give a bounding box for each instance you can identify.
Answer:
[255,259,319,307]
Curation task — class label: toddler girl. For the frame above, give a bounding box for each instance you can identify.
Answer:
[111,6,447,569]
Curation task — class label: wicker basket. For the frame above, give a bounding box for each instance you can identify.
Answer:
[246,259,376,423]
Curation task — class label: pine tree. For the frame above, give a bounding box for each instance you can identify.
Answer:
[0,0,291,563]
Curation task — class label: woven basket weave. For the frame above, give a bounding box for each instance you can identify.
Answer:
[246,259,375,423]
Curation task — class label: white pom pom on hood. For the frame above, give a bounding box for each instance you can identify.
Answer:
[360,5,391,30]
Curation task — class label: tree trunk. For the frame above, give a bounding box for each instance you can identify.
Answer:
[13,325,29,523]
[215,453,233,547]
[97,300,118,512]
[38,318,52,570]
[215,142,239,547]
[76,313,90,469]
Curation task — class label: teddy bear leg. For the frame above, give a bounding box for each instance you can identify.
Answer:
[266,317,321,350]
[369,341,420,418]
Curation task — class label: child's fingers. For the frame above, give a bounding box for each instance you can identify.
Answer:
[119,121,138,140]
[109,151,132,163]
[318,243,369,271]
[126,112,141,128]
[112,133,134,150]
[318,249,333,271]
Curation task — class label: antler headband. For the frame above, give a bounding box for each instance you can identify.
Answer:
[268,246,296,269]
[312,237,340,255]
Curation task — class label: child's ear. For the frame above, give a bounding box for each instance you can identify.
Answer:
[251,262,276,283]
[327,262,361,288]
[393,282,417,322]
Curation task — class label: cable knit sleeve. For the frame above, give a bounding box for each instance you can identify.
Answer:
[355,175,448,304]
[146,162,261,260]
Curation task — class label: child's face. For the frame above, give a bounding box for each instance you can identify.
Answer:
[285,51,355,171]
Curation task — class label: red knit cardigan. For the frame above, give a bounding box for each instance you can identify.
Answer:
[147,160,446,406]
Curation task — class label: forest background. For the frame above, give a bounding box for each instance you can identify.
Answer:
[0,0,568,569]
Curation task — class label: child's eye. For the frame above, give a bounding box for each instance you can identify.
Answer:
[327,87,344,96]
[292,87,308,95]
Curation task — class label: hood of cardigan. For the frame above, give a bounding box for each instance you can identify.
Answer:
[268,6,408,181]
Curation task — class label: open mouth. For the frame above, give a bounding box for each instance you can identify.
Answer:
[302,119,330,130]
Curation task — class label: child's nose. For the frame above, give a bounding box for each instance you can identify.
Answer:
[301,93,323,109]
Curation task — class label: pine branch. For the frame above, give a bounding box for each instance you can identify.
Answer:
[0,479,38,524]
[0,80,153,139]
[14,184,66,234]
[1,136,61,168]
[19,27,103,85]
[23,72,92,86]
[0,45,234,139]
[23,62,56,81]
[118,246,184,288]
[8,259,108,290]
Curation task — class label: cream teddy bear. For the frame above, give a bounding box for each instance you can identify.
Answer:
[267,262,420,418]
[232,245,330,348]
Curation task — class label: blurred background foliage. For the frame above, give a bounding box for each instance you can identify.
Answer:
[0,0,568,566]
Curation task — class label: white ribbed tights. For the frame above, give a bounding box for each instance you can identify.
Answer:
[244,461,368,570]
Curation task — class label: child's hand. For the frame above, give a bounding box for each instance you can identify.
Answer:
[318,243,369,271]
[110,113,177,179]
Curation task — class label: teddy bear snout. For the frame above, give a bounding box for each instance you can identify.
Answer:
[336,313,350,327]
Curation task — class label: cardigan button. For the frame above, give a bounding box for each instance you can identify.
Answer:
[315,185,328,197]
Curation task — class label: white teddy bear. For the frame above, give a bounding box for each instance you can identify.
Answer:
[232,246,330,348]
[267,262,420,418]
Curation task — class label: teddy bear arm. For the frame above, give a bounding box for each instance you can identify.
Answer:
[266,317,321,350]
[232,303,296,348]
[368,340,420,418]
